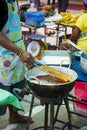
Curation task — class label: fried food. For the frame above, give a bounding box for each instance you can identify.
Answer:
[40,65,72,82]
[56,11,84,26]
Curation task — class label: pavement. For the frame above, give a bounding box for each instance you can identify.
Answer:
[0,0,87,130]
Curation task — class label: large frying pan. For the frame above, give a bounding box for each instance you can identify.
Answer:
[25,66,78,98]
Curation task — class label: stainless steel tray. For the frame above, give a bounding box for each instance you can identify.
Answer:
[40,50,72,66]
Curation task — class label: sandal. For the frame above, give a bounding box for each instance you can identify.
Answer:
[51,31,55,35]
[46,31,55,36]
[46,31,51,36]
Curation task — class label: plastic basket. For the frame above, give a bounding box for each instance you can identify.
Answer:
[24,12,45,27]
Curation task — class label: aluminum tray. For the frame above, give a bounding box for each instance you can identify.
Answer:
[40,50,72,66]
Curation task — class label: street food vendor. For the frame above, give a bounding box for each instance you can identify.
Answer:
[60,0,87,51]
[0,0,34,124]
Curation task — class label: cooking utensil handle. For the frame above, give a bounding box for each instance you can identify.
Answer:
[60,60,71,68]
[67,39,86,53]
[68,94,87,103]
[34,60,46,66]
[29,76,41,85]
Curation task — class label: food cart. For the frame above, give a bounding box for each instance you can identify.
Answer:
[24,11,87,130]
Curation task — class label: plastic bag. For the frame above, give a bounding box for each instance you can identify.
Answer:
[0,89,23,110]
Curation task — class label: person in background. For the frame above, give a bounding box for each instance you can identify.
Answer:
[0,0,34,124]
[59,0,87,51]
[40,0,44,6]
[30,0,44,11]
[58,0,69,13]
[47,0,55,5]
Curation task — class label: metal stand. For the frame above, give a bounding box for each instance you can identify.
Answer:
[56,23,73,49]
[26,94,72,130]
[26,94,35,130]
[21,22,46,43]
[54,97,72,130]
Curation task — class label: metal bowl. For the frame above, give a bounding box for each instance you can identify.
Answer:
[80,52,87,75]
[73,51,83,60]
[25,66,78,98]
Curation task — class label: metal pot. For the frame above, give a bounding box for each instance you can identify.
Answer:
[80,52,87,75]
[73,51,83,60]
[25,66,78,98]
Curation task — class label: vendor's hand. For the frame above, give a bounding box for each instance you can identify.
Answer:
[59,40,71,50]
[19,51,34,65]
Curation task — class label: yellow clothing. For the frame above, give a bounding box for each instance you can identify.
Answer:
[75,13,87,51]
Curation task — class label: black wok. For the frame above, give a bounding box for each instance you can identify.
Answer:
[25,66,78,98]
